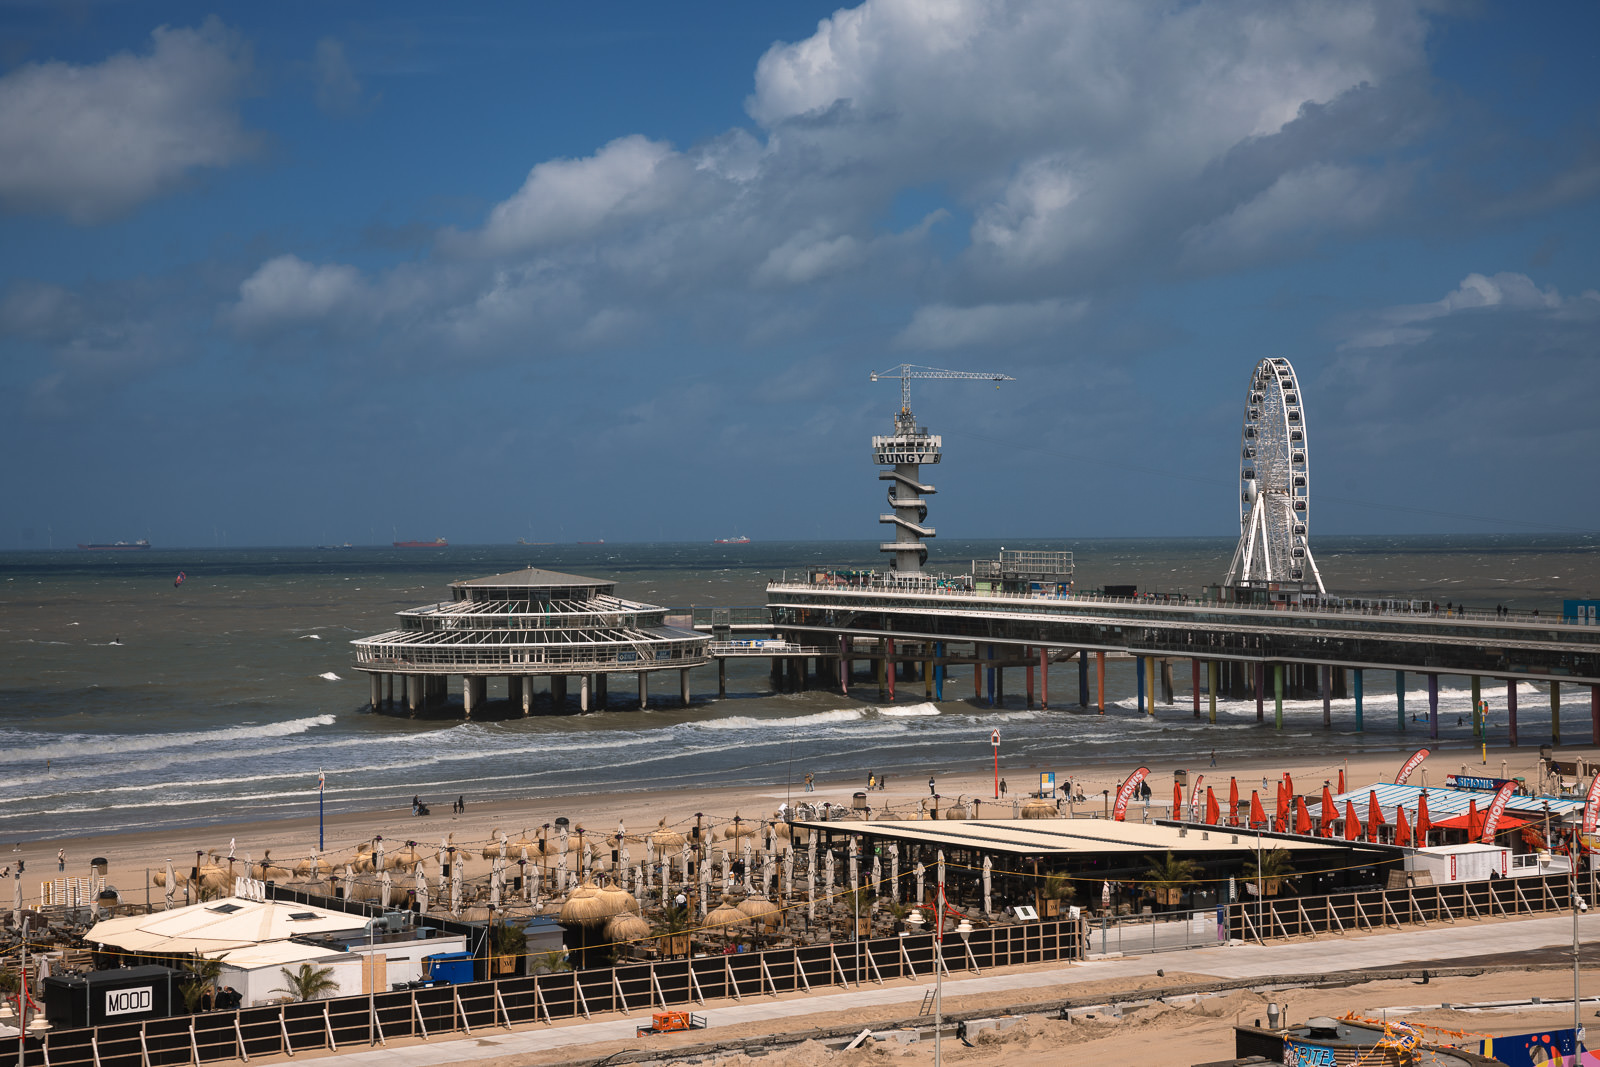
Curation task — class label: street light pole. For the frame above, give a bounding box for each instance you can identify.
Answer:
[1576,866,1587,1063]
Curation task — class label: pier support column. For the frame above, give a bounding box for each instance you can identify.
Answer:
[1078,651,1088,709]
[1591,684,1599,746]
[638,671,648,710]
[370,674,382,709]
[1040,647,1049,711]
[1552,681,1562,746]
[1508,678,1519,747]
[718,658,727,698]
[596,673,607,709]
[406,675,419,716]
[1150,657,1160,714]
[680,668,691,707]
[839,636,849,695]
[1256,663,1265,724]
[1096,651,1106,713]
[1136,656,1146,714]
[987,645,996,708]
[887,638,896,702]
[580,674,590,713]
[508,676,523,712]
[1192,659,1201,719]
[1471,676,1482,739]
[1322,665,1331,729]
[1397,671,1406,731]
[925,652,934,700]
[551,675,567,711]
[462,676,477,720]
[1273,663,1284,730]
[1208,661,1218,724]
[934,642,945,701]
[1026,654,1035,709]
[879,643,889,701]
[522,680,533,717]
[1428,673,1439,740]
[1354,669,1364,732]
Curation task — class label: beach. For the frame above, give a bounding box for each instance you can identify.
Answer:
[18,742,1590,911]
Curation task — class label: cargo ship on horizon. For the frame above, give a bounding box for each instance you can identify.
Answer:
[713,535,751,544]
[393,537,448,548]
[78,540,151,551]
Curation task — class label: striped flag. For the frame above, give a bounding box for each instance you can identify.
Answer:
[318,770,325,791]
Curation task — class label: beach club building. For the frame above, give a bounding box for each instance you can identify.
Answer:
[352,567,710,717]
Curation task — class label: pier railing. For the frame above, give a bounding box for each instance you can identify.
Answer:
[6,919,1082,1067]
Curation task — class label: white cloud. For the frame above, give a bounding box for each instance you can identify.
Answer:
[0,18,255,224]
[313,38,367,117]
[229,255,371,333]
[754,230,863,286]
[1342,271,1566,349]
[447,135,687,256]
[895,297,1086,351]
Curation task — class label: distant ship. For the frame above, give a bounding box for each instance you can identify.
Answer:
[516,538,553,546]
[394,538,448,548]
[78,540,151,551]
[578,539,605,545]
[714,535,751,544]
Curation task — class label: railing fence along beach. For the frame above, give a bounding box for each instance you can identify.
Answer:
[3,920,1081,1067]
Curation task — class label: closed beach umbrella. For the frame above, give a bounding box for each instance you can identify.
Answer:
[1417,793,1433,845]
[849,843,859,895]
[164,861,174,910]
[342,864,355,900]
[450,862,462,914]
[824,849,835,903]
[1320,785,1337,837]
[1249,790,1267,830]
[762,852,775,899]
[374,837,385,872]
[889,848,900,903]
[1205,787,1220,825]
[380,869,392,909]
[1344,800,1362,841]
[1228,778,1240,827]
[1367,791,1384,843]
[1396,805,1413,848]
[1337,767,1346,794]
[698,850,710,917]
[982,856,992,915]
[489,863,502,907]
[783,846,794,901]
[871,854,881,895]
[1467,798,1483,840]
[806,853,815,921]
[1173,782,1183,820]
[1295,795,1312,836]
[915,861,925,905]
[1273,781,1287,833]
[742,841,754,891]
[415,865,429,915]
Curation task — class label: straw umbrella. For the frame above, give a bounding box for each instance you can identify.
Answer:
[605,912,651,948]
[738,894,782,933]
[251,850,291,882]
[705,895,746,935]
[723,813,756,841]
[651,818,685,858]
[596,878,639,919]
[295,851,333,878]
[389,842,425,871]
[1020,798,1055,819]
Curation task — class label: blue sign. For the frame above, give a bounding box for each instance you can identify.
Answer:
[1565,600,1600,624]
[1445,774,1516,791]
[1283,1042,1338,1067]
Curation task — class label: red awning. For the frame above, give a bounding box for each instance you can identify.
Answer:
[1429,812,1530,832]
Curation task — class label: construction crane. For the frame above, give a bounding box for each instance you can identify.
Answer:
[870,363,1015,414]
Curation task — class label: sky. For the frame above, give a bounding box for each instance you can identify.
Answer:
[2,1,1598,549]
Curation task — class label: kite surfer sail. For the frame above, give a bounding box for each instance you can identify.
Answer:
[174,571,187,588]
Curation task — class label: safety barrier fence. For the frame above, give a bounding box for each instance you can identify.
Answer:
[2,919,1082,1067]
[1228,871,1589,942]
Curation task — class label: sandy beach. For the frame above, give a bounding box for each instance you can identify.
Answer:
[15,741,1592,910]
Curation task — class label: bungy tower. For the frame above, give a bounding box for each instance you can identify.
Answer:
[870,364,1014,578]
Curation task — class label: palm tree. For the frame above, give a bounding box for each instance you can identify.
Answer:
[1144,852,1202,908]
[656,904,695,957]
[490,920,527,976]
[273,962,339,1002]
[529,950,571,975]
[1241,847,1297,897]
[179,957,225,1014]
[1037,871,1076,917]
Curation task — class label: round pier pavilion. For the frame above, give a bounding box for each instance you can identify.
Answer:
[352,567,710,717]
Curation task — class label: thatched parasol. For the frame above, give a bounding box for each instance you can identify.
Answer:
[1021,798,1057,820]
[196,858,231,893]
[558,882,609,926]
[389,842,425,870]
[722,814,757,840]
[704,895,747,930]
[251,850,291,881]
[294,852,333,877]
[481,829,511,860]
[737,895,782,930]
[605,912,651,943]
[650,818,685,856]
[945,802,970,820]
[595,878,639,918]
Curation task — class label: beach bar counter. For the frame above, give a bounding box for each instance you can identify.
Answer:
[352,567,710,716]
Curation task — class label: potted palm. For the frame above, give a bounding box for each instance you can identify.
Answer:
[1037,872,1074,918]
[273,963,339,1002]
[179,957,224,1014]
[1145,851,1201,908]
[1242,847,1296,897]
[490,919,527,976]
[657,904,694,957]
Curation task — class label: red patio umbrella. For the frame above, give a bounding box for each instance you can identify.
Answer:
[1344,800,1362,841]
[1174,781,1183,819]
[1467,798,1482,840]
[1367,790,1383,843]
[1337,767,1346,794]
[1229,778,1240,827]
[1273,780,1287,833]
[1320,784,1337,838]
[1249,790,1268,829]
[1205,787,1220,825]
[1395,805,1412,848]
[1283,772,1294,797]
[1294,795,1312,836]
[1416,792,1433,846]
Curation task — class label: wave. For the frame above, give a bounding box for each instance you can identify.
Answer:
[697,709,866,731]
[0,714,337,761]
[878,703,940,718]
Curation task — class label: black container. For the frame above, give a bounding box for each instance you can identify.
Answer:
[44,965,183,1028]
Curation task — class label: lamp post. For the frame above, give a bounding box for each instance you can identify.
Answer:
[1576,865,1588,1064]
[933,868,945,1067]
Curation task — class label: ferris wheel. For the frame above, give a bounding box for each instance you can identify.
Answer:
[1222,357,1325,594]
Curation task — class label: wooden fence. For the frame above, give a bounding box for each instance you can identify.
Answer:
[4,919,1082,1067]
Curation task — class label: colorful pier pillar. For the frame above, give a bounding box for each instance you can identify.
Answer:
[1353,669,1364,731]
[1136,656,1147,714]
[1322,664,1332,728]
[1255,663,1264,723]
[1096,651,1106,713]
[1273,663,1284,729]
[933,642,944,701]
[1192,659,1202,719]
[839,635,849,694]
[925,650,933,700]
[1026,651,1035,709]
[1551,680,1561,745]
[1078,651,1088,708]
[1427,673,1439,740]
[1208,660,1219,724]
[1396,671,1406,731]
[1148,656,1158,716]
[1040,647,1050,710]
[1508,678,1519,747]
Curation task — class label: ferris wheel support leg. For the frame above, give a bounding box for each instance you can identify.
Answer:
[1427,673,1440,741]
[1353,670,1364,732]
[1508,679,1519,747]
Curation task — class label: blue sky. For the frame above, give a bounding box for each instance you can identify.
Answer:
[2,1,1597,548]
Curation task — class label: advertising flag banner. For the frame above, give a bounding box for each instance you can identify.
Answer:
[1481,782,1517,842]
[1395,748,1430,785]
[1583,773,1600,835]
[1189,775,1205,821]
[1112,766,1150,822]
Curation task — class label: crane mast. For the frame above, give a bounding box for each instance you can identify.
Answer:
[868,363,1014,576]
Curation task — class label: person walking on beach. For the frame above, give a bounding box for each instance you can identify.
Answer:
[57,848,65,872]
[878,773,887,791]
[928,775,936,795]
[804,773,814,792]
[1209,749,1217,767]
[868,772,876,790]
[412,794,419,816]
[999,777,1008,797]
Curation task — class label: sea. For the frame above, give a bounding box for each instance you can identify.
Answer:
[1,535,1596,843]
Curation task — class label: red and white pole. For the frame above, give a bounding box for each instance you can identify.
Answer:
[992,729,1000,798]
